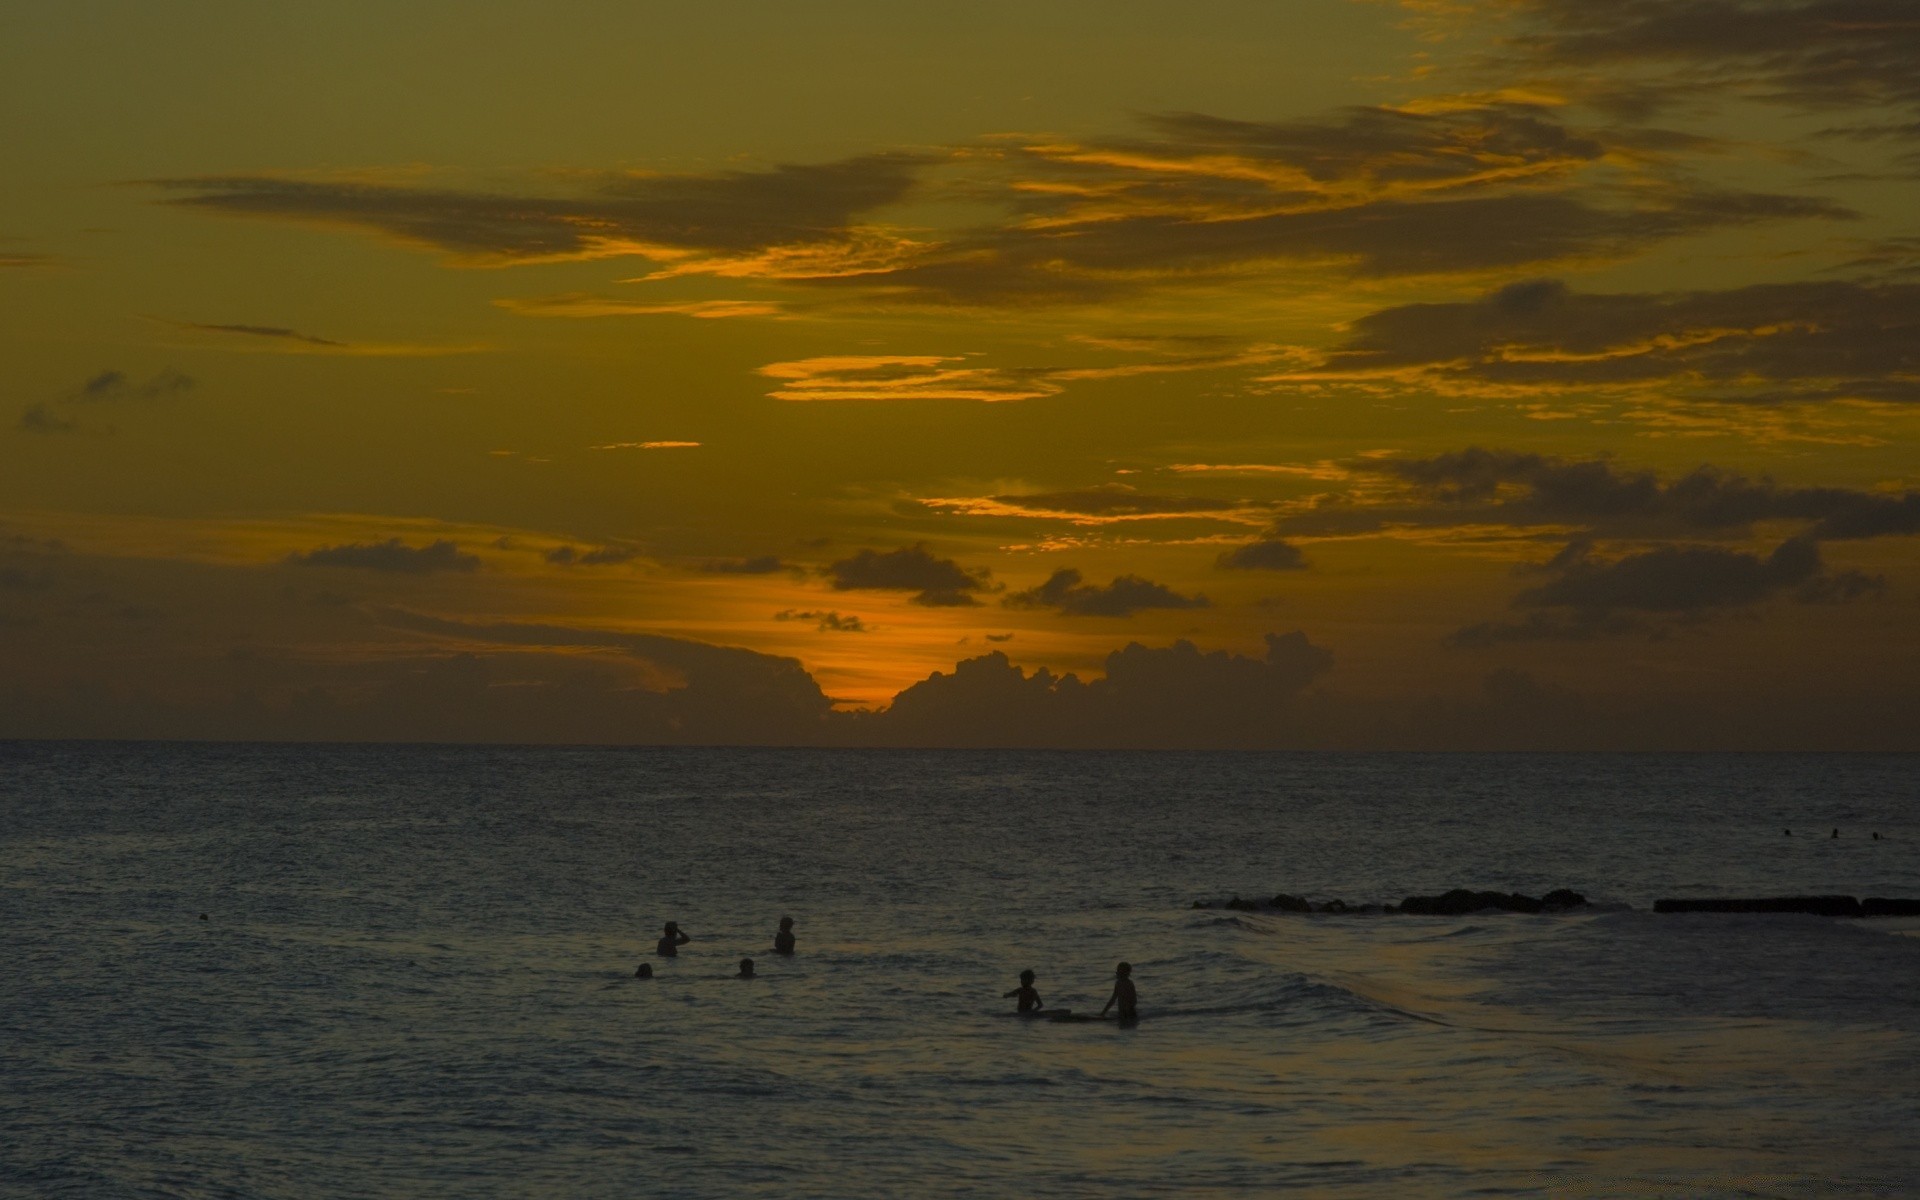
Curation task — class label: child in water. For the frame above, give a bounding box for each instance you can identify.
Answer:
[1004,969,1044,1014]
[737,958,755,978]
[1100,962,1137,1023]
[773,917,795,955]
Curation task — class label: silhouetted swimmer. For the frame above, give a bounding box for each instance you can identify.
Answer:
[1004,969,1044,1014]
[773,917,795,956]
[634,962,653,980]
[1832,828,1841,839]
[1101,962,1138,1024]
[1783,829,1791,837]
[1873,832,1882,841]
[656,922,690,957]
[199,913,208,921]
[737,958,755,979]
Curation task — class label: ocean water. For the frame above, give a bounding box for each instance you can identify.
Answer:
[2,744,1917,1199]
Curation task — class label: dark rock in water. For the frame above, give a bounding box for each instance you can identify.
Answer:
[1224,894,1261,912]
[1399,888,1545,915]
[1269,893,1312,912]
[1541,889,1587,911]
[1314,898,1350,914]
[1862,897,1920,917]
[1653,895,1865,918]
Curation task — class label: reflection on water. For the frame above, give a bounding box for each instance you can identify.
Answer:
[2,744,1916,1197]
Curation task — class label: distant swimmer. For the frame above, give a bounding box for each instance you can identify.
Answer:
[774,917,796,956]
[1100,962,1138,1024]
[737,958,755,979]
[1832,828,1841,839]
[656,922,690,958]
[1783,829,1791,837]
[634,963,653,979]
[1874,832,1882,840]
[199,913,209,920]
[1004,969,1044,1014]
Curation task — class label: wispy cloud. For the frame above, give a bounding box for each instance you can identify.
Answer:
[757,341,1290,404]
[495,294,785,319]
[150,154,924,267]
[151,99,1846,313]
[156,317,487,356]
[757,355,1060,403]
[592,440,702,450]
[1265,278,1920,406]
[920,485,1269,526]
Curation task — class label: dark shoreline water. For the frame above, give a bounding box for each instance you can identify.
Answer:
[3,744,1916,1197]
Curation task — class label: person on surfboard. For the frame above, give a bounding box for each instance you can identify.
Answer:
[656,921,690,957]
[1004,969,1044,1014]
[773,917,796,955]
[1100,962,1137,1023]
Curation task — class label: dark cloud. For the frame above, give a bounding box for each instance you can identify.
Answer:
[700,555,789,574]
[15,404,78,435]
[1215,540,1308,571]
[176,321,345,347]
[155,103,1843,308]
[1299,278,1920,404]
[287,538,480,573]
[545,544,641,566]
[870,632,1331,748]
[153,154,922,264]
[374,610,836,743]
[69,368,194,403]
[860,186,1841,305]
[1274,446,1920,542]
[1497,0,1920,125]
[1447,610,1656,647]
[775,609,868,632]
[1518,536,1820,611]
[1450,535,1878,643]
[825,545,992,607]
[1004,568,1209,617]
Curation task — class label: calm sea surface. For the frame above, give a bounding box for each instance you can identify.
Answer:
[2,745,1917,1198]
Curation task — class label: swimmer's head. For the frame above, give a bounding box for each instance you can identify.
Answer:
[634,963,653,979]
[779,917,794,930]
[738,958,755,977]
[1115,962,1132,977]
[1019,969,1035,985]
[664,921,678,933]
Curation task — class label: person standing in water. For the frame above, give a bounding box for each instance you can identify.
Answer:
[1100,962,1138,1023]
[773,917,796,956]
[1004,969,1044,1014]
[656,921,690,957]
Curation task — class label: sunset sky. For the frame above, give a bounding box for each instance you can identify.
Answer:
[4,0,1918,747]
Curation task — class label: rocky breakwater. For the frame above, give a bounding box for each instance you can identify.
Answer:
[1195,888,1588,915]
[1654,895,1920,917]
